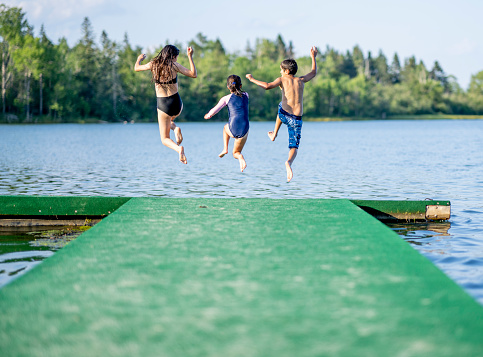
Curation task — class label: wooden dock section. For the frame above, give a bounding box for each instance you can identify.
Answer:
[0,197,482,356]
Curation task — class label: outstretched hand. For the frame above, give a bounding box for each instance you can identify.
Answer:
[204,113,211,120]
[245,74,253,81]
[187,46,194,57]
[310,46,318,58]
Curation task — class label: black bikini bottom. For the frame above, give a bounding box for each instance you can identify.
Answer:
[157,93,182,117]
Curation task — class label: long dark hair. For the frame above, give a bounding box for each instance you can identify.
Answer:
[151,45,180,85]
[227,75,245,97]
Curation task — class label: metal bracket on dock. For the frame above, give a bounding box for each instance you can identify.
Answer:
[426,205,451,220]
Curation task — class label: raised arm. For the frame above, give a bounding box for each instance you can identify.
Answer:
[300,46,318,83]
[134,54,152,72]
[174,46,197,78]
[245,74,281,90]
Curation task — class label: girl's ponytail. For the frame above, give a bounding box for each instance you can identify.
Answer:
[227,75,245,97]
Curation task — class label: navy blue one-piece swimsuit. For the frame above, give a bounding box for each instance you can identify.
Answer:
[227,93,249,138]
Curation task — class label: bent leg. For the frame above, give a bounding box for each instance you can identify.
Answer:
[219,124,230,158]
[157,109,187,164]
[268,115,282,141]
[171,120,183,145]
[170,103,183,145]
[233,133,248,172]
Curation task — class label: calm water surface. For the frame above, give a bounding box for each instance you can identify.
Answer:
[1,120,482,303]
[0,226,88,287]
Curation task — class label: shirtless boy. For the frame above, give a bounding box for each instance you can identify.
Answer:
[246,46,318,182]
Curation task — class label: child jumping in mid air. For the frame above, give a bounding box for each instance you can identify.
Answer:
[204,75,249,172]
[134,45,197,164]
[246,46,318,182]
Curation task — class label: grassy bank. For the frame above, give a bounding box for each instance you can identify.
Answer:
[386,114,483,120]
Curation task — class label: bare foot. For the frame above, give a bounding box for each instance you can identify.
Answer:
[268,131,277,141]
[219,149,228,158]
[239,157,247,172]
[285,161,293,182]
[179,146,187,164]
[174,127,183,145]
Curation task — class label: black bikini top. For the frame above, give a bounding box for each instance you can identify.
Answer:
[155,75,177,85]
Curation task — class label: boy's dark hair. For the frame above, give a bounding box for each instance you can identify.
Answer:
[227,74,245,97]
[281,59,298,75]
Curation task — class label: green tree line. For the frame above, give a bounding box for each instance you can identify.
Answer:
[1,4,482,123]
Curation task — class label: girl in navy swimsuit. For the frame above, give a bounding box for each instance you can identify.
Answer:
[204,75,250,172]
[134,45,197,164]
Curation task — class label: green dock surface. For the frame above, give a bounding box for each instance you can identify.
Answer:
[1,198,482,356]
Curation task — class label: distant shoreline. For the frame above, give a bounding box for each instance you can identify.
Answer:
[1,114,482,124]
[303,115,483,122]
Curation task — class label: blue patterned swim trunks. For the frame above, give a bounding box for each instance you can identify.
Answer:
[277,102,303,149]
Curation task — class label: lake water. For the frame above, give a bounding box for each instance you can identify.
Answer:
[0,226,88,287]
[1,120,482,304]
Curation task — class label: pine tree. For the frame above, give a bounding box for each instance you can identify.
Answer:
[340,50,357,78]
[73,17,98,117]
[372,50,388,84]
[352,45,364,75]
[287,41,294,58]
[0,4,31,117]
[389,53,401,84]
[275,34,287,59]
[38,24,56,117]
[429,61,449,91]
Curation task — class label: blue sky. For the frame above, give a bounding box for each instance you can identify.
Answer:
[5,0,482,88]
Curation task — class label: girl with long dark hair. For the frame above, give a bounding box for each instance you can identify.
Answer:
[135,45,197,164]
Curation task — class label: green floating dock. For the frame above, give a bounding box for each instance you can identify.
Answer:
[0,197,482,356]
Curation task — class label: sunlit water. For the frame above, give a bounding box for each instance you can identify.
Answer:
[1,120,482,303]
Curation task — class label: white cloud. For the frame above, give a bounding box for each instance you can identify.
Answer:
[449,38,477,56]
[3,0,116,22]
[3,0,127,45]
